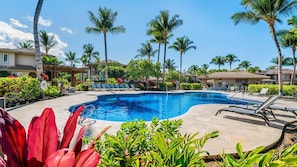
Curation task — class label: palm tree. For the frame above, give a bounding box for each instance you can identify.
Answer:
[33,0,44,81]
[238,60,251,71]
[86,7,126,83]
[165,58,176,71]
[210,55,225,70]
[136,42,158,62]
[39,30,57,56]
[65,51,79,67]
[187,65,199,75]
[277,16,297,85]
[150,34,164,63]
[169,36,196,86]
[231,0,297,95]
[271,56,292,67]
[200,64,209,76]
[82,43,100,65]
[225,54,240,71]
[147,10,183,84]
[15,41,34,49]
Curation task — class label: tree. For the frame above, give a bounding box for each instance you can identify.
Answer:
[150,34,164,63]
[225,54,240,71]
[15,41,34,49]
[200,64,209,76]
[231,0,297,95]
[187,65,199,75]
[271,56,291,67]
[65,51,79,67]
[33,0,44,81]
[210,56,225,70]
[169,36,196,87]
[147,10,183,84]
[247,66,260,73]
[277,16,297,85]
[86,7,126,83]
[238,60,251,71]
[81,43,99,79]
[136,41,158,62]
[165,58,177,71]
[39,30,57,56]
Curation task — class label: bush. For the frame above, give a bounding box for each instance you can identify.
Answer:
[190,83,203,90]
[180,83,191,90]
[248,84,297,96]
[44,85,60,97]
[165,82,175,90]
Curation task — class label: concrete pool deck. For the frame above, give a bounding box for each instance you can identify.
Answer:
[8,90,297,156]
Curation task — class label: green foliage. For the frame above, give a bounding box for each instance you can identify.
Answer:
[92,118,218,166]
[125,59,161,81]
[107,78,118,84]
[165,70,180,81]
[219,143,297,167]
[165,82,175,90]
[44,85,60,97]
[248,84,297,96]
[190,83,203,90]
[180,83,191,90]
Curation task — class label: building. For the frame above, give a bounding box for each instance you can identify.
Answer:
[263,69,297,85]
[198,71,270,90]
[0,48,37,76]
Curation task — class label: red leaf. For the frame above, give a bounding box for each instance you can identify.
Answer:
[0,156,7,167]
[60,106,84,149]
[45,149,75,167]
[74,149,100,167]
[0,108,27,167]
[73,126,86,155]
[27,108,59,167]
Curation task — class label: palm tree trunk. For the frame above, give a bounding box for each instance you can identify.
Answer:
[103,32,108,83]
[291,47,296,85]
[162,42,167,87]
[179,54,182,89]
[33,0,44,81]
[157,43,161,63]
[270,25,283,95]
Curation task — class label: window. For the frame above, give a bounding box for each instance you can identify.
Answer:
[3,53,8,64]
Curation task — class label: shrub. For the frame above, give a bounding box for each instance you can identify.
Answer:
[248,84,297,96]
[180,83,191,90]
[0,106,103,167]
[44,85,60,97]
[165,81,175,90]
[191,83,203,90]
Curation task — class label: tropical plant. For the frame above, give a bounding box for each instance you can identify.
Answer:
[150,34,164,63]
[42,55,62,65]
[231,0,297,95]
[33,0,44,81]
[225,53,240,71]
[82,43,100,65]
[15,41,34,49]
[271,56,291,66]
[169,36,196,88]
[39,30,57,56]
[247,66,260,73]
[210,55,225,70]
[147,10,183,84]
[136,41,158,62]
[0,106,104,167]
[239,60,252,71]
[86,7,126,83]
[65,51,80,67]
[187,65,199,75]
[165,58,177,71]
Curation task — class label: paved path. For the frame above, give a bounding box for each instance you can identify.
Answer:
[8,90,297,155]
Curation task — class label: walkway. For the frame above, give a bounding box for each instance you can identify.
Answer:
[8,91,297,155]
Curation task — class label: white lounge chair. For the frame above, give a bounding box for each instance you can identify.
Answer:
[253,88,269,96]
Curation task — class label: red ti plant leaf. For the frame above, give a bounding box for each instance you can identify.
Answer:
[0,156,7,167]
[73,125,86,155]
[44,149,75,167]
[74,149,100,167]
[60,105,84,149]
[27,108,59,167]
[0,108,27,167]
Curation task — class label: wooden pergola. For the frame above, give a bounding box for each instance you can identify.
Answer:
[43,65,87,87]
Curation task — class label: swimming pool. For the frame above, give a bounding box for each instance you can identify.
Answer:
[69,92,254,122]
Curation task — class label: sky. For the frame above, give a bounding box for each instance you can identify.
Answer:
[0,0,295,71]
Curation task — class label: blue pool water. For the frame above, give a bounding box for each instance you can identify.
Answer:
[69,92,254,122]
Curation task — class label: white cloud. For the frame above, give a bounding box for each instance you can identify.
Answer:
[60,27,73,34]
[9,18,28,28]
[0,21,68,60]
[26,16,52,27]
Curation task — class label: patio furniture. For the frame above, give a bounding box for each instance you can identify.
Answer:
[253,88,269,96]
[215,95,279,126]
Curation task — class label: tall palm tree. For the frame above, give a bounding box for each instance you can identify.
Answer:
[86,7,126,83]
[210,55,225,70]
[136,42,158,62]
[82,43,100,65]
[33,0,44,81]
[169,36,196,86]
[200,64,209,76]
[187,65,199,75]
[65,51,79,67]
[150,34,164,63]
[238,60,251,71]
[277,16,297,85]
[231,0,297,95]
[225,53,240,71]
[271,56,291,66]
[147,10,183,84]
[39,30,57,56]
[15,41,34,49]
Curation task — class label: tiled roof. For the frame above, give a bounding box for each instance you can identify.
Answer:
[198,72,270,79]
[265,69,294,75]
